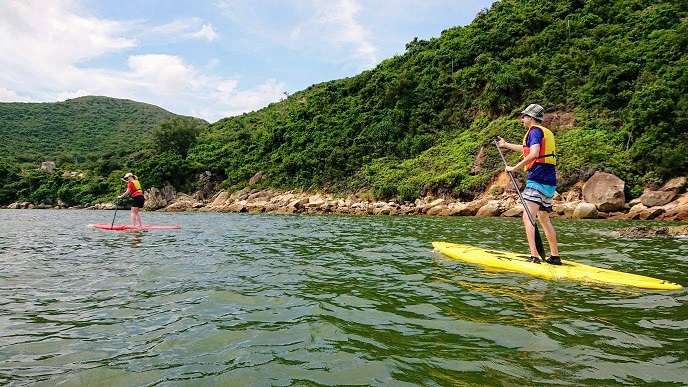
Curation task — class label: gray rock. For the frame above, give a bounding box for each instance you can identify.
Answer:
[582,172,625,212]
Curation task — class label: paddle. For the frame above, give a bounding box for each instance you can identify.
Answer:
[494,138,546,260]
[110,181,123,230]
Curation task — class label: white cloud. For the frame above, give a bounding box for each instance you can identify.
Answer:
[56,89,92,101]
[127,55,194,94]
[152,18,217,41]
[0,86,33,102]
[0,0,137,96]
[194,78,286,120]
[290,0,377,70]
[192,24,218,42]
[152,18,198,34]
[0,0,135,68]
[214,0,377,72]
[0,0,278,122]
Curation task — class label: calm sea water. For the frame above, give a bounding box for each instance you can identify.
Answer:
[1,209,686,386]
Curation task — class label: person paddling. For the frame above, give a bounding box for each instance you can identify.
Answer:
[118,173,145,226]
[496,104,561,265]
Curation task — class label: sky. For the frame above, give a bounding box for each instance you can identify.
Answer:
[0,0,496,123]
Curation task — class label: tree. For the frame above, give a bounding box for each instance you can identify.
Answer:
[151,117,204,158]
[0,159,21,204]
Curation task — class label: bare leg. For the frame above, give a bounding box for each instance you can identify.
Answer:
[537,210,559,256]
[132,207,142,226]
[523,200,541,258]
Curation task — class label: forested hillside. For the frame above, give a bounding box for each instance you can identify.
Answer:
[0,97,207,205]
[0,96,201,163]
[1,0,686,207]
[184,0,686,201]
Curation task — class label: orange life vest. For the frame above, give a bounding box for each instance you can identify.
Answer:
[130,179,144,197]
[522,125,556,171]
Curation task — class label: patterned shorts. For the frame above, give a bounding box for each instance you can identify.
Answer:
[522,187,554,212]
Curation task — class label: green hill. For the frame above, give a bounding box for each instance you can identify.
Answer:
[0,96,204,163]
[187,0,687,200]
[1,0,686,207]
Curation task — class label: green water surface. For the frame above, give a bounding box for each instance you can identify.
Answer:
[1,210,686,386]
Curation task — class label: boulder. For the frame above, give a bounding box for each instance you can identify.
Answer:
[553,201,575,216]
[161,184,177,202]
[144,187,168,210]
[210,191,230,207]
[373,205,393,215]
[661,176,686,192]
[40,161,56,172]
[230,187,252,201]
[476,200,501,217]
[644,207,666,220]
[655,192,688,221]
[447,202,469,216]
[426,205,447,216]
[627,203,648,220]
[194,171,216,201]
[639,190,676,207]
[225,201,248,212]
[628,197,642,206]
[162,194,200,212]
[247,201,269,213]
[287,199,305,210]
[62,171,85,179]
[422,199,445,213]
[572,202,599,219]
[501,204,524,217]
[562,183,583,202]
[306,196,327,210]
[270,192,297,207]
[582,172,625,212]
[435,207,460,216]
[274,205,300,214]
[464,198,488,216]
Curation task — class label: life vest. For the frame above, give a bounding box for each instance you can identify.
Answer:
[522,125,556,171]
[131,179,144,197]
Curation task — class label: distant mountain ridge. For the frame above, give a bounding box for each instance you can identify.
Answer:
[0,96,205,163]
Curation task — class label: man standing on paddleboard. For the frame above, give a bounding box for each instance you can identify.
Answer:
[119,173,145,227]
[496,104,562,265]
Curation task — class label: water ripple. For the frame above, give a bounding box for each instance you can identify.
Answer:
[0,210,686,386]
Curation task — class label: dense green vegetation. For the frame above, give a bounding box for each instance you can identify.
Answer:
[0,97,207,205]
[186,0,687,201]
[0,96,199,164]
[1,0,686,206]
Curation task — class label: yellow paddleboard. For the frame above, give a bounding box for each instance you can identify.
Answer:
[433,241,683,291]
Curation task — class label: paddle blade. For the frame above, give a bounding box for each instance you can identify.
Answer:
[534,225,546,259]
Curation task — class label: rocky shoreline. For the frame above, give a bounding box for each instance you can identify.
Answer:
[5,172,688,236]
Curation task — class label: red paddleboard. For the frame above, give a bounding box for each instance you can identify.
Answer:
[89,223,181,230]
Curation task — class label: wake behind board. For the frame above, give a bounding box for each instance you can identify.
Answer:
[433,241,682,291]
[90,223,181,231]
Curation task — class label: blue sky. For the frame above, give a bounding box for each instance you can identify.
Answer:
[0,0,496,123]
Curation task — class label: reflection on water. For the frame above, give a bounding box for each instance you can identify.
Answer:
[0,210,686,386]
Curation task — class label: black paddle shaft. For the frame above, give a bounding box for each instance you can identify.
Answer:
[110,180,123,230]
[494,139,546,259]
